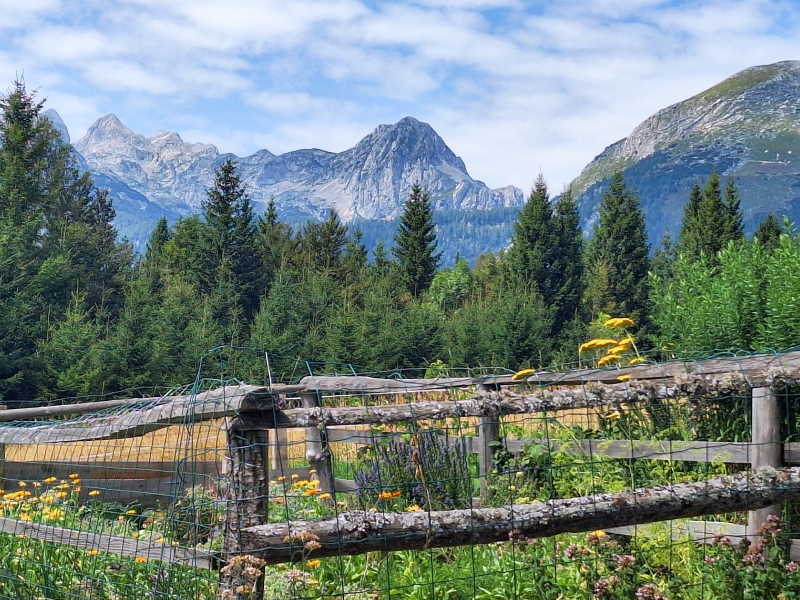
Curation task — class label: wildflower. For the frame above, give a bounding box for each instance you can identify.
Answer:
[306,560,321,568]
[597,355,621,367]
[68,474,79,479]
[407,504,423,512]
[291,474,299,479]
[303,488,319,496]
[515,471,524,478]
[17,482,26,488]
[277,476,286,482]
[74,487,81,492]
[131,533,139,539]
[617,375,630,382]
[604,317,635,328]
[391,491,401,498]
[618,337,633,347]
[126,509,138,515]
[579,339,618,353]
[318,493,332,501]
[89,550,99,556]
[56,492,68,499]
[509,485,516,491]
[88,490,101,496]
[628,357,647,365]
[70,479,80,485]
[135,556,147,564]
[32,482,41,488]
[43,477,56,484]
[378,491,396,500]
[787,561,799,573]
[20,513,31,522]
[293,480,310,488]
[607,345,628,356]
[309,479,321,487]
[511,368,535,381]
[605,410,623,420]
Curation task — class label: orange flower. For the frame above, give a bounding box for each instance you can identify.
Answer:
[272,497,286,505]
[89,549,99,556]
[306,560,321,568]
[135,556,147,564]
[303,488,319,496]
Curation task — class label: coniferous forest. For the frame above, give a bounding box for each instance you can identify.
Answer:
[4,82,800,407]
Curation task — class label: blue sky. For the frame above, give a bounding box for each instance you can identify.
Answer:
[1,0,799,191]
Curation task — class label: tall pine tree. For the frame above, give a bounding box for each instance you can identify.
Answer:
[586,171,651,330]
[393,184,441,297]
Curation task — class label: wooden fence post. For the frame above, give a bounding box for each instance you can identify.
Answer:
[218,422,270,600]
[300,391,335,493]
[270,397,290,478]
[747,386,783,539]
[478,384,500,497]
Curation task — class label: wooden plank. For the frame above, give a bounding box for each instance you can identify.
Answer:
[298,375,479,393]
[333,478,358,493]
[301,392,334,494]
[747,386,783,538]
[0,515,214,568]
[783,442,800,465]
[503,439,752,464]
[2,460,222,481]
[0,385,272,445]
[238,373,756,430]
[478,384,500,497]
[607,520,746,543]
[790,540,800,562]
[239,467,800,564]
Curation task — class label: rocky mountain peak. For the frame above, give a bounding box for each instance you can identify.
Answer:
[41,109,70,144]
[569,59,800,244]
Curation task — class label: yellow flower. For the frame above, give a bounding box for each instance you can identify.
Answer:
[17,482,26,488]
[88,490,100,496]
[511,368,535,381]
[70,479,80,485]
[135,556,147,564]
[20,513,31,522]
[306,560,321,568]
[515,497,530,504]
[32,482,41,488]
[293,480,310,488]
[291,474,299,479]
[597,355,621,367]
[605,410,622,420]
[579,338,618,352]
[309,479,321,487]
[303,488,319,496]
[607,345,627,356]
[126,509,138,515]
[407,504,423,512]
[594,530,607,537]
[618,337,633,347]
[56,492,68,499]
[277,476,286,482]
[269,480,277,485]
[74,487,82,493]
[318,493,332,501]
[89,549,99,556]
[509,485,516,491]
[68,474,79,479]
[617,375,630,382]
[131,533,139,539]
[156,538,165,544]
[309,470,317,475]
[604,317,635,328]
[628,357,647,365]
[515,471,524,478]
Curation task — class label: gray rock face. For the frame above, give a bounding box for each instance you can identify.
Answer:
[571,60,800,242]
[73,114,523,222]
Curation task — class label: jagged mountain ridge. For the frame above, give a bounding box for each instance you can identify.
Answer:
[571,60,800,243]
[72,114,523,227]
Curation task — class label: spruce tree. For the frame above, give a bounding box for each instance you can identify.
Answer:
[677,183,704,260]
[550,187,585,335]
[723,178,745,243]
[256,199,295,282]
[393,184,441,297]
[201,159,260,317]
[754,213,783,253]
[505,175,553,296]
[586,171,651,330]
[300,209,348,274]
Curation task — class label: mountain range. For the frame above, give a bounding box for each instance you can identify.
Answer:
[44,59,800,259]
[45,110,524,257]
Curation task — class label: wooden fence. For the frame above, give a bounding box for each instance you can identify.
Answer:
[2,350,800,599]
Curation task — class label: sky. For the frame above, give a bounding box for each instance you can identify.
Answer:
[1,0,799,191]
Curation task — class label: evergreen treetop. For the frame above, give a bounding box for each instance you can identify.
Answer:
[393,184,442,297]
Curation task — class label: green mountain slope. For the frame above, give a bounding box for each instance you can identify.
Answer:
[572,60,800,244]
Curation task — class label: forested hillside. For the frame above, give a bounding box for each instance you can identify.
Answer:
[4,82,800,408]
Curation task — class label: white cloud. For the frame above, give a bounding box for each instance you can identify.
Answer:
[1,0,799,190]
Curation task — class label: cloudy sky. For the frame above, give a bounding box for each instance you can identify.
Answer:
[1,0,798,191]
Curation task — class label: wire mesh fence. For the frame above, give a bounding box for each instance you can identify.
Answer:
[2,348,800,599]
